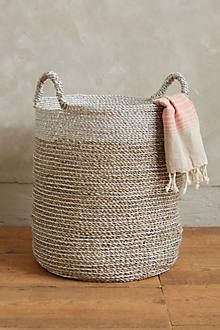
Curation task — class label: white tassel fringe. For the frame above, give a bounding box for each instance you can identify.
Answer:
[166,165,209,195]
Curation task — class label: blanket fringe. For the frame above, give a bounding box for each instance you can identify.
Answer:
[166,165,209,195]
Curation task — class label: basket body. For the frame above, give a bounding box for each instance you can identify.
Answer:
[32,71,189,282]
[32,92,182,282]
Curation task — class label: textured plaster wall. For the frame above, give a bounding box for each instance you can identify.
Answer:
[0,0,220,183]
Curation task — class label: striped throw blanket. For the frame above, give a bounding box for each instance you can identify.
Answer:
[155,93,209,194]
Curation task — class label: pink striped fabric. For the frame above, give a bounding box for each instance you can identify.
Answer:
[162,94,198,134]
[155,93,209,194]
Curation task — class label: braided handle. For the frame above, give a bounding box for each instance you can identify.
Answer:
[34,71,189,108]
[34,71,69,110]
[150,72,189,100]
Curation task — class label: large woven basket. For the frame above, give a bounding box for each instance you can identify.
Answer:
[32,71,189,282]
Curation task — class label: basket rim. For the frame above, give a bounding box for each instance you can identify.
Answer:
[34,94,160,112]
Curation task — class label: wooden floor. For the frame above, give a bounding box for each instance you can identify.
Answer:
[0,228,220,329]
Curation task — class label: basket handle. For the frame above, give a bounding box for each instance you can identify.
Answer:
[33,71,69,110]
[149,72,189,100]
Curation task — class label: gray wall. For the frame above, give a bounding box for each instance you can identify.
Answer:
[0,0,219,225]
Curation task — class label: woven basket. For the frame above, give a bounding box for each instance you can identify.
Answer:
[32,71,189,282]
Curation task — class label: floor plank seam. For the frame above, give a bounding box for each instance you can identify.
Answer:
[159,274,173,329]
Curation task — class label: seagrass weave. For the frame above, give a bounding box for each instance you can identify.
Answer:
[32,71,189,282]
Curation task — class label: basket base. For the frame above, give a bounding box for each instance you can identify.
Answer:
[34,254,178,283]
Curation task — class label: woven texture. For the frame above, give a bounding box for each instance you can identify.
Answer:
[32,72,188,282]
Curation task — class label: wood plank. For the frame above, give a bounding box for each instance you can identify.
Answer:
[0,328,171,330]
[160,270,220,285]
[163,284,220,326]
[172,326,220,329]
[160,227,220,285]
[0,227,31,254]
[0,287,170,328]
[0,254,160,288]
[181,227,220,250]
